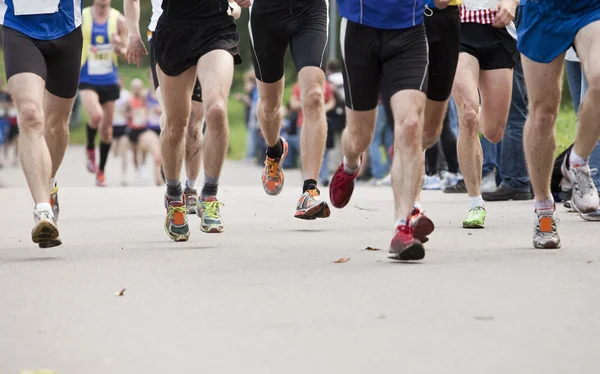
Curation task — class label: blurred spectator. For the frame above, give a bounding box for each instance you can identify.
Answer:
[1,83,18,167]
[233,68,259,163]
[320,61,346,186]
[369,96,393,183]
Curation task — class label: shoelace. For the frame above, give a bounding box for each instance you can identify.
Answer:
[265,159,280,179]
[572,167,595,198]
[168,205,188,219]
[203,201,224,218]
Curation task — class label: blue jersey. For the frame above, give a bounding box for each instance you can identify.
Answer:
[337,0,425,30]
[521,0,600,16]
[79,7,120,86]
[0,0,82,40]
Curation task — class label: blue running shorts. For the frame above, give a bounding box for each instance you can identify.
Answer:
[518,1,600,63]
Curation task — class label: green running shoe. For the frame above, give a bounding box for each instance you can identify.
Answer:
[463,206,486,229]
[197,197,225,233]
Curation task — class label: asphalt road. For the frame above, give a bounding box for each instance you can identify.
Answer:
[1,146,599,374]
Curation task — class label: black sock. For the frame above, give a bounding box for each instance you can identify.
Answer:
[201,183,218,198]
[266,138,283,159]
[303,179,317,193]
[86,123,97,151]
[99,142,111,172]
[166,179,183,201]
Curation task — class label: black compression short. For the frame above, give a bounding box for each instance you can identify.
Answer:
[341,20,429,111]
[149,33,203,103]
[112,125,127,139]
[249,0,329,83]
[78,83,120,104]
[460,23,518,70]
[425,6,460,102]
[154,15,241,78]
[3,26,83,99]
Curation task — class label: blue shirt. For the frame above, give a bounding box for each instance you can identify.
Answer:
[0,0,82,40]
[80,14,119,86]
[521,0,600,16]
[338,0,424,30]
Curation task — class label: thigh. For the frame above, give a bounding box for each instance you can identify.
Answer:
[156,65,196,124]
[248,7,289,83]
[390,89,427,129]
[8,73,46,120]
[289,0,328,74]
[574,19,600,85]
[45,27,83,99]
[101,101,116,126]
[451,53,480,114]
[3,26,47,83]
[340,18,381,111]
[197,49,234,107]
[382,24,429,101]
[79,89,102,118]
[44,90,75,129]
[521,53,564,118]
[424,6,460,102]
[479,68,513,128]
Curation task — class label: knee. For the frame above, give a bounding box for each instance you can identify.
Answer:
[483,127,504,144]
[90,112,103,126]
[18,102,44,134]
[395,115,421,148]
[585,72,600,96]
[187,119,202,142]
[205,101,227,130]
[422,128,440,149]
[259,97,282,117]
[346,129,372,154]
[303,85,324,113]
[100,125,112,139]
[164,116,189,139]
[529,102,558,132]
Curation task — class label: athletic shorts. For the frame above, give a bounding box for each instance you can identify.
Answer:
[127,127,146,144]
[249,0,328,83]
[340,19,429,111]
[425,6,460,102]
[112,125,127,138]
[518,3,600,63]
[148,126,161,137]
[78,83,120,105]
[3,26,83,99]
[153,15,241,78]
[149,33,203,103]
[460,23,518,70]
[8,125,19,141]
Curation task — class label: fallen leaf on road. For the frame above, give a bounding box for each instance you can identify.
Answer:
[587,260,593,264]
[114,288,126,297]
[333,257,350,263]
[365,247,381,251]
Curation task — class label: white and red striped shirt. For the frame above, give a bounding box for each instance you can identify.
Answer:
[460,0,497,24]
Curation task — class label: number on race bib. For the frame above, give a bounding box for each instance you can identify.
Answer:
[13,0,59,16]
[87,45,115,76]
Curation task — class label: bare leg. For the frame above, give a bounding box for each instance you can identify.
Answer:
[139,131,162,185]
[341,109,377,168]
[10,73,50,204]
[185,100,204,184]
[452,53,482,198]
[44,91,74,179]
[256,78,284,148]
[298,66,328,180]
[422,99,449,149]
[197,50,234,181]
[479,68,513,143]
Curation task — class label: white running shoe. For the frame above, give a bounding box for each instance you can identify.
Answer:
[562,159,599,213]
[374,173,392,186]
[32,209,61,248]
[422,174,441,190]
[533,209,560,249]
[481,171,497,194]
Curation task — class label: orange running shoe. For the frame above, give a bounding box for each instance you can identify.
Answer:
[294,185,331,220]
[96,171,106,187]
[261,138,289,196]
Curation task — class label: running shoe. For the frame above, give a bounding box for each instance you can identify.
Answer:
[295,185,331,220]
[480,171,497,194]
[561,159,599,213]
[329,162,359,208]
[533,209,561,249]
[389,224,425,261]
[86,149,97,173]
[563,200,577,212]
[197,196,225,233]
[96,171,106,187]
[374,174,392,186]
[184,187,198,215]
[581,209,600,222]
[422,174,441,190]
[261,138,289,196]
[50,185,59,222]
[443,178,467,193]
[410,208,434,243]
[463,206,486,229]
[164,195,190,242]
[32,209,61,248]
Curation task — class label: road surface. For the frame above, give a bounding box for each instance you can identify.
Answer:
[0,146,599,373]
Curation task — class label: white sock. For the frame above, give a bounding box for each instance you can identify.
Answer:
[413,201,422,211]
[469,195,485,210]
[534,198,554,212]
[394,218,408,229]
[49,177,57,189]
[343,156,360,175]
[35,202,53,214]
[570,149,588,168]
[186,179,196,189]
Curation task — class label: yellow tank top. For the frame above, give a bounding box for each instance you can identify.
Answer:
[451,0,463,5]
[80,7,120,68]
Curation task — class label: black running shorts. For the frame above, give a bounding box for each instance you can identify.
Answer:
[249,0,329,83]
[149,33,203,103]
[3,26,83,99]
[153,15,241,78]
[78,83,120,105]
[460,23,518,70]
[127,128,146,144]
[425,6,460,102]
[8,125,19,141]
[112,125,127,139]
[341,20,429,111]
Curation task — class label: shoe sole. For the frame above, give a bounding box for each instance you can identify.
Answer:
[483,193,532,202]
[295,201,331,220]
[463,223,485,229]
[413,216,434,243]
[533,240,561,249]
[32,219,61,248]
[388,241,425,261]
[200,224,224,233]
[581,214,600,222]
[164,224,190,242]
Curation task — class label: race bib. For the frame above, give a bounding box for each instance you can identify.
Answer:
[87,44,115,76]
[132,107,147,128]
[13,0,59,15]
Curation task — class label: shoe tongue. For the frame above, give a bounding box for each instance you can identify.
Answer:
[170,201,184,207]
[203,196,217,202]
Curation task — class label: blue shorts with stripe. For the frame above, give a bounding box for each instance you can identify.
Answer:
[517,1,600,63]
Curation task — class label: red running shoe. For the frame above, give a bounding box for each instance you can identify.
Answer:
[409,208,435,243]
[329,160,359,209]
[389,224,425,261]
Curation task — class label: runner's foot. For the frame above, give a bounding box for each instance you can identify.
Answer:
[184,187,198,215]
[463,206,486,229]
[562,159,599,213]
[262,138,289,196]
[50,185,59,222]
[329,162,359,208]
[410,208,434,243]
[32,209,61,248]
[295,185,330,220]
[86,149,97,173]
[389,224,425,261]
[96,171,106,187]
[197,196,225,233]
[533,208,561,249]
[164,195,190,242]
